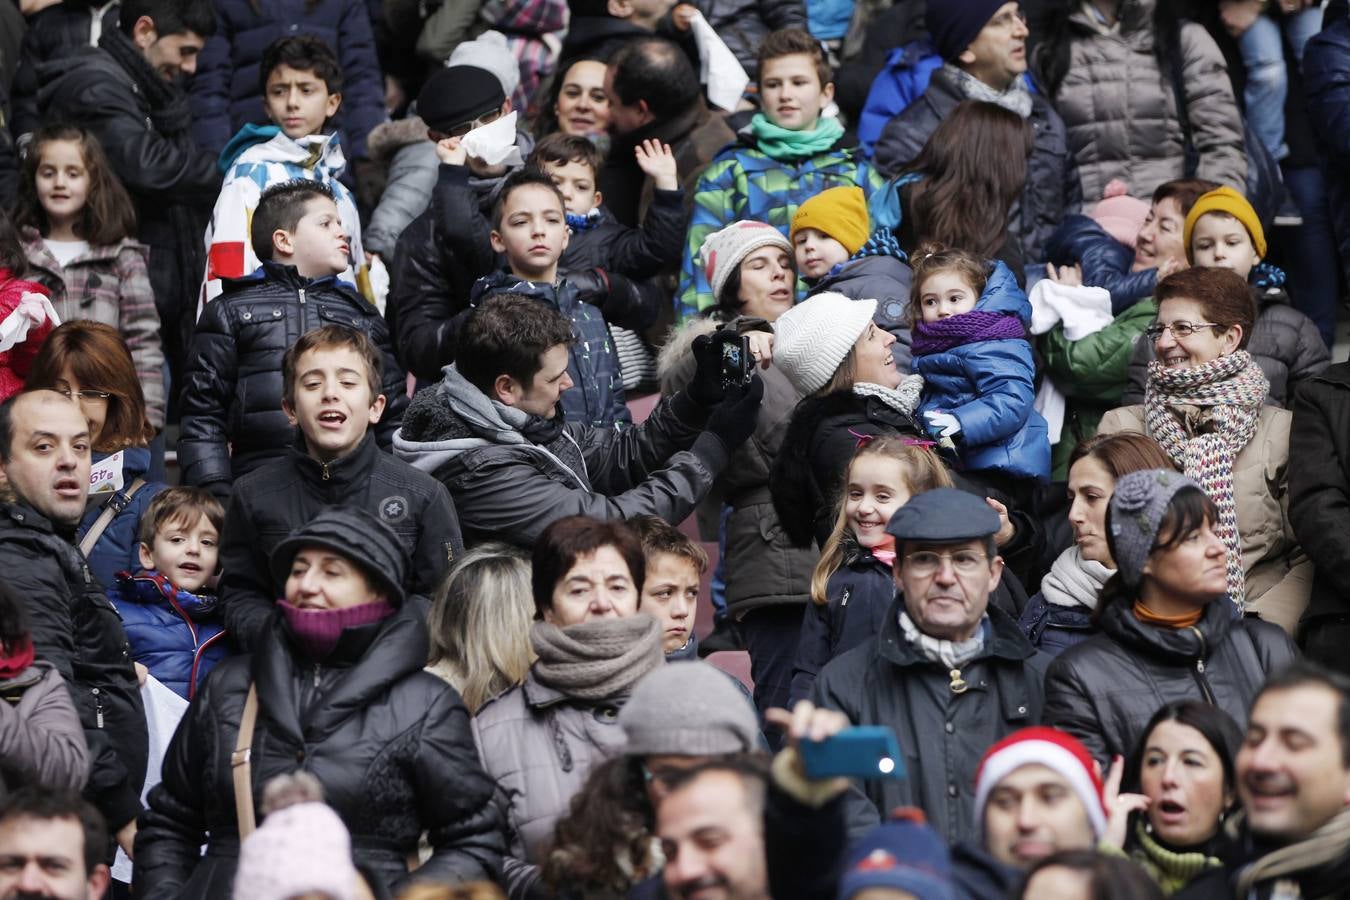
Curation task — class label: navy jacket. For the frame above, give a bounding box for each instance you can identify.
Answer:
[179,261,407,495]
[108,571,229,701]
[1016,592,1096,658]
[1304,2,1350,292]
[913,261,1050,481]
[789,545,894,707]
[470,271,630,428]
[1043,214,1157,315]
[187,0,386,159]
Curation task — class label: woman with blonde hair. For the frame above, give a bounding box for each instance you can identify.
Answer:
[426,544,534,713]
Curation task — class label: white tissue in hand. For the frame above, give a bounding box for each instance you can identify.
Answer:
[460,111,524,167]
[688,11,749,111]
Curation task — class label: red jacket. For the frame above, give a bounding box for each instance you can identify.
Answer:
[0,270,53,401]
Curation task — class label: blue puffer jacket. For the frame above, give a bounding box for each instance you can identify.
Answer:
[1043,214,1156,315]
[77,448,166,590]
[913,261,1050,481]
[788,543,894,707]
[187,0,386,159]
[108,570,229,701]
[856,40,943,158]
[470,271,630,429]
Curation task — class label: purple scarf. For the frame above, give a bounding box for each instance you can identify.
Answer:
[912,311,1025,356]
[279,599,395,661]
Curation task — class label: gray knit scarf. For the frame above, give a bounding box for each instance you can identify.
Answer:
[530,614,664,701]
[944,63,1034,119]
[898,610,987,669]
[853,376,925,418]
[1233,806,1350,898]
[1041,546,1114,610]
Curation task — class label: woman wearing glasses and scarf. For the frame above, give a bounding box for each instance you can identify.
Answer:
[1097,266,1313,636]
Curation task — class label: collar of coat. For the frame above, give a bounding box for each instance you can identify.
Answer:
[290,431,378,492]
[1096,594,1234,662]
[875,596,1037,668]
[251,599,428,744]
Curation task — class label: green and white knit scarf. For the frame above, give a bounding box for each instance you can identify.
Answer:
[1143,350,1267,612]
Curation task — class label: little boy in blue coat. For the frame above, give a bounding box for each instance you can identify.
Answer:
[108,487,229,701]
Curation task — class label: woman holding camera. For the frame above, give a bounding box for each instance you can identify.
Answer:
[657,220,817,716]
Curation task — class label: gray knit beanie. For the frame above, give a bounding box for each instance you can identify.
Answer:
[1108,468,1202,588]
[619,661,760,755]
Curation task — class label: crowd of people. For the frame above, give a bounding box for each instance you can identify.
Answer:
[1,0,1350,897]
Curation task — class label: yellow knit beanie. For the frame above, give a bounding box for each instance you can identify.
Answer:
[1183,186,1266,262]
[790,186,870,255]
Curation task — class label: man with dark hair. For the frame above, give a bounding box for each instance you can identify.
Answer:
[216,324,462,650]
[1177,662,1350,899]
[656,758,772,900]
[600,37,735,228]
[871,0,1078,268]
[0,392,147,860]
[36,0,221,392]
[395,293,762,546]
[0,786,110,900]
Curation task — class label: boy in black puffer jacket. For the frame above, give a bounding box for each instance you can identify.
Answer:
[179,179,406,498]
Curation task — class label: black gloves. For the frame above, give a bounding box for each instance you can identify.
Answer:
[688,332,727,408]
[704,375,764,452]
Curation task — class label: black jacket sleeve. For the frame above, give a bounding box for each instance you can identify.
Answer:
[599,189,687,278]
[371,314,409,447]
[388,213,468,382]
[410,483,464,599]
[1289,374,1350,606]
[177,298,239,495]
[432,164,498,281]
[218,487,279,653]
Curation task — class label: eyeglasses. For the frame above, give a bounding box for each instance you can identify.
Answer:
[1144,321,1222,341]
[430,107,506,141]
[55,388,112,402]
[904,550,989,576]
[989,8,1027,29]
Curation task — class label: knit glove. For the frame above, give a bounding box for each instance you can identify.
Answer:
[687,332,727,408]
[703,375,764,452]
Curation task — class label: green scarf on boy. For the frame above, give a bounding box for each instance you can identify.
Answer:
[749,113,845,162]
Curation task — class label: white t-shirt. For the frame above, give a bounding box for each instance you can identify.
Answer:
[43,238,89,268]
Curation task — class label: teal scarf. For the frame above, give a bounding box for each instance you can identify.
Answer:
[749,113,845,162]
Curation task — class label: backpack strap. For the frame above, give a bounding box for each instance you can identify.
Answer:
[232,683,260,839]
[77,477,147,558]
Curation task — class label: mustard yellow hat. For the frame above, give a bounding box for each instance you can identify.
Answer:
[1183,186,1266,262]
[790,185,870,256]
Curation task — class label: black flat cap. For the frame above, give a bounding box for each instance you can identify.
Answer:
[270,506,409,606]
[884,488,1002,544]
[418,65,506,133]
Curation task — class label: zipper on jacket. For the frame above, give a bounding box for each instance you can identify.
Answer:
[92,687,104,728]
[1187,625,1216,705]
[320,461,331,481]
[312,664,322,688]
[186,631,227,702]
[298,287,307,306]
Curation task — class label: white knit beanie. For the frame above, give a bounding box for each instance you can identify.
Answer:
[772,292,878,396]
[447,31,521,98]
[232,801,359,900]
[698,221,792,304]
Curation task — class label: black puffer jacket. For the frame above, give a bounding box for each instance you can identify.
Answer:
[0,502,147,830]
[10,0,121,137]
[871,65,1081,265]
[1289,362,1350,626]
[134,601,502,899]
[1121,286,1330,408]
[178,262,407,495]
[771,389,925,549]
[1043,597,1297,765]
[218,434,463,652]
[811,599,1051,845]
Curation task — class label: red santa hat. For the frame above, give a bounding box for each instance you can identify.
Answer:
[973,727,1108,838]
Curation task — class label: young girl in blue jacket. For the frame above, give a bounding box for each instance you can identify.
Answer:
[910,244,1050,495]
[788,436,951,704]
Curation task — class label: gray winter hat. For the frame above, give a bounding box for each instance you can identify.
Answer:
[620,661,760,755]
[1108,468,1201,588]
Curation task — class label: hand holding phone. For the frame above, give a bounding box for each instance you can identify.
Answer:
[799,726,906,781]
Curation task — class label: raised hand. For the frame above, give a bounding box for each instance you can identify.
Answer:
[634,139,679,192]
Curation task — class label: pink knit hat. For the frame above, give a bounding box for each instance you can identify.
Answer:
[1089,180,1151,250]
[232,801,359,900]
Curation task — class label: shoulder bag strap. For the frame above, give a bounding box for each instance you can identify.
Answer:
[77,477,147,557]
[232,683,260,839]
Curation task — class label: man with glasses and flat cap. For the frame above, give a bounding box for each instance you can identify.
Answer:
[809,487,1052,847]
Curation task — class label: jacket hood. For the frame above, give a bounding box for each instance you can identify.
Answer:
[365,116,429,164]
[1096,593,1234,662]
[1068,0,1154,35]
[470,271,580,311]
[393,366,522,476]
[112,570,221,620]
[975,260,1032,325]
[815,252,913,293]
[219,125,346,175]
